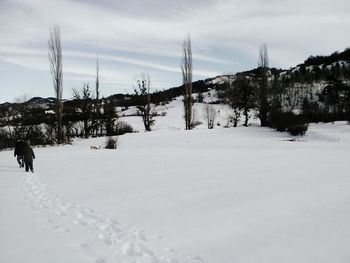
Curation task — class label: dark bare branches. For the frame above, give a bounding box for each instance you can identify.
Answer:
[134,74,155,131]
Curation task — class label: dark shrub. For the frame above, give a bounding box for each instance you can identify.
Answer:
[105,136,117,149]
[115,121,133,135]
[191,120,202,128]
[197,92,204,103]
[269,110,309,136]
[287,124,309,136]
[269,111,291,131]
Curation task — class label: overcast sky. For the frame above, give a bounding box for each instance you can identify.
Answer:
[0,0,349,103]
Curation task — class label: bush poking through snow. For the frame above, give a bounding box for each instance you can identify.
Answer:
[205,105,217,129]
[191,120,203,128]
[197,92,204,103]
[116,121,133,135]
[287,124,309,136]
[105,136,118,149]
[269,110,309,136]
[227,109,241,127]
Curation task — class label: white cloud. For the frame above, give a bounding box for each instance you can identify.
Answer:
[0,0,349,102]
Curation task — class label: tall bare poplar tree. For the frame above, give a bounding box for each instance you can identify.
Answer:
[95,57,100,136]
[96,57,100,103]
[257,43,270,127]
[181,35,193,130]
[48,25,63,143]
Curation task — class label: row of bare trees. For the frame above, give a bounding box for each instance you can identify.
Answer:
[47,25,300,141]
[47,25,195,137]
[4,24,348,149]
[48,26,124,142]
[181,39,271,129]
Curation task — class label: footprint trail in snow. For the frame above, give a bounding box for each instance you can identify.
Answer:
[21,174,206,263]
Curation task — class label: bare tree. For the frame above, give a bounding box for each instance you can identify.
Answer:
[11,94,31,140]
[257,43,270,127]
[134,74,155,131]
[13,94,29,104]
[96,57,100,103]
[73,84,94,138]
[101,99,118,136]
[258,44,269,69]
[205,105,217,129]
[225,80,241,127]
[181,35,193,130]
[48,25,63,143]
[226,75,256,127]
[94,57,101,136]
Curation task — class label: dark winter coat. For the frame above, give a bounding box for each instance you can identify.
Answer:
[23,145,35,162]
[14,140,26,157]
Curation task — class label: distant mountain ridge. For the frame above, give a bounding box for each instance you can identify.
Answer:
[1,47,349,111]
[303,48,350,67]
[0,97,57,111]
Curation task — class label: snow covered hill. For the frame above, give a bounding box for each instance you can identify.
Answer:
[1,98,350,263]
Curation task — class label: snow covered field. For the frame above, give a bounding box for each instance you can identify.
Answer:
[1,101,350,263]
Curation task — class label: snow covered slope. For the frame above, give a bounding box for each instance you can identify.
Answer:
[1,103,350,263]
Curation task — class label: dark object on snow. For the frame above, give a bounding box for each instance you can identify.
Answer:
[105,136,117,149]
[14,140,26,167]
[23,144,35,173]
[269,110,309,136]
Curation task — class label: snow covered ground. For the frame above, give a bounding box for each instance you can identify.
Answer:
[1,100,350,263]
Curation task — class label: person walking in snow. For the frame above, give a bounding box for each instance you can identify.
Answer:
[14,139,26,168]
[23,143,35,173]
